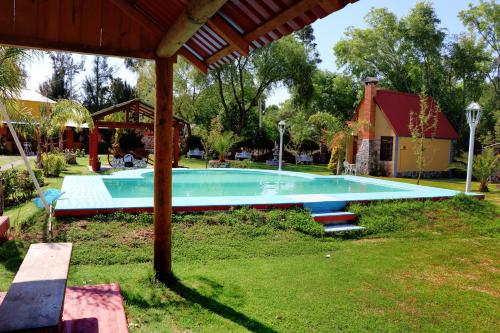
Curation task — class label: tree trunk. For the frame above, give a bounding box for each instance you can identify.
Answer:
[58,132,64,150]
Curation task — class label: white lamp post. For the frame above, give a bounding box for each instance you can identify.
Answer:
[465,102,481,193]
[278,120,286,171]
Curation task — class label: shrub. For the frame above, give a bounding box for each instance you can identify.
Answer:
[63,149,77,164]
[42,152,66,177]
[229,160,252,168]
[0,168,45,206]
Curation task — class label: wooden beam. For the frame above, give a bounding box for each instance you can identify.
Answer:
[206,14,249,56]
[156,0,228,58]
[108,0,164,36]
[0,34,155,59]
[206,0,356,65]
[95,121,154,129]
[154,56,175,282]
[177,46,208,74]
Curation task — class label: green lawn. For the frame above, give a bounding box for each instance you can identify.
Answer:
[0,158,498,332]
[0,155,21,167]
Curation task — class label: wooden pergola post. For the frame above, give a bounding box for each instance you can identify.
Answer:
[154,56,175,282]
[173,126,180,168]
[89,127,99,171]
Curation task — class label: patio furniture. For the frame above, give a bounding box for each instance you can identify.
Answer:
[297,153,313,164]
[343,161,357,175]
[235,151,252,160]
[0,243,73,333]
[187,148,204,159]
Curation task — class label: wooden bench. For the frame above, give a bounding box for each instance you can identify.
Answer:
[0,243,73,333]
[0,216,9,240]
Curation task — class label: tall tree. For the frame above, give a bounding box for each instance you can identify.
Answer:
[447,33,490,145]
[109,78,135,105]
[295,25,321,65]
[39,52,83,100]
[213,35,316,135]
[82,56,114,113]
[459,0,500,102]
[310,70,360,120]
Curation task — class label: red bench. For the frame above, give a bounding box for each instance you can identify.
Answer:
[0,216,9,240]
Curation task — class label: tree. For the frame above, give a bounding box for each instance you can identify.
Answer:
[449,148,499,192]
[82,56,114,113]
[459,0,500,102]
[212,35,316,135]
[39,52,83,100]
[286,112,313,164]
[310,70,360,120]
[0,47,27,104]
[51,100,94,149]
[109,78,135,105]
[447,33,491,145]
[408,92,439,184]
[295,25,321,65]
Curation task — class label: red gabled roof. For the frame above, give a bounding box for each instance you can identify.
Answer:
[374,90,458,140]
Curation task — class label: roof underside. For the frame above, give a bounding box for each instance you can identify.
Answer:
[0,0,357,72]
[92,99,186,124]
[375,90,459,140]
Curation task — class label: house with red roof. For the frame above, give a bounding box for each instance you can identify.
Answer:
[346,78,458,177]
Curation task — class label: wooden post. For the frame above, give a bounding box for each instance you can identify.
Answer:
[89,127,99,171]
[154,56,175,282]
[173,126,180,168]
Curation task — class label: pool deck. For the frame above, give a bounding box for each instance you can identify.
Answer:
[54,168,482,217]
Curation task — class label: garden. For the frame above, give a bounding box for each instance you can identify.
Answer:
[0,1,499,332]
[0,157,498,332]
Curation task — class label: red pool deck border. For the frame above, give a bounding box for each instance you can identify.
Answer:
[54,203,303,217]
[1,284,129,333]
[53,194,484,218]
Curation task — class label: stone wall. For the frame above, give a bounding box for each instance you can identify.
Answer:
[355,139,378,174]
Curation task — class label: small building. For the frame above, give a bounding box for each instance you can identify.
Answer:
[347,78,458,177]
[0,89,89,154]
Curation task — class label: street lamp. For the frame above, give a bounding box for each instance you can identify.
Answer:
[278,120,286,171]
[465,102,481,193]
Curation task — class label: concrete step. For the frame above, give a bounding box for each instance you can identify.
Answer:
[324,224,365,233]
[312,211,357,224]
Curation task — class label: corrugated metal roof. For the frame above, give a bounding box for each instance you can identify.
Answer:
[0,0,358,71]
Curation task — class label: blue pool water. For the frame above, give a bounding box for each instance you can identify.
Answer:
[56,168,466,215]
[102,170,409,198]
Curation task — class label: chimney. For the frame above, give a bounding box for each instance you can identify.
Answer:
[360,77,378,139]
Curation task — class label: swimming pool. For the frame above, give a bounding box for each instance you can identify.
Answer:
[55,168,469,217]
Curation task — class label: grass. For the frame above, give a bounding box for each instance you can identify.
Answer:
[0,155,22,167]
[0,157,498,332]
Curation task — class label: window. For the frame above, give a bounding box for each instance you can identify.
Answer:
[380,136,393,161]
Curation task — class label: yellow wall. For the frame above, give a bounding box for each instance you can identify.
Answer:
[17,99,44,118]
[374,106,396,175]
[397,137,452,172]
[374,106,394,137]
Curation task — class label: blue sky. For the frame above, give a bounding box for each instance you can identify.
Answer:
[26,0,480,105]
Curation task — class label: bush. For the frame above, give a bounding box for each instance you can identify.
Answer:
[63,149,77,164]
[229,160,252,168]
[42,152,66,177]
[0,168,45,206]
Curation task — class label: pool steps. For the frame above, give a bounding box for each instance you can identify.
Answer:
[311,211,357,224]
[305,201,365,233]
[324,224,365,233]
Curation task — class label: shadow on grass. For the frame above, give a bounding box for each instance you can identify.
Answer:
[0,240,24,274]
[168,276,278,333]
[124,274,278,333]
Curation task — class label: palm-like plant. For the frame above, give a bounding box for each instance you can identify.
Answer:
[211,131,238,162]
[0,47,28,103]
[449,148,499,192]
[51,99,94,149]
